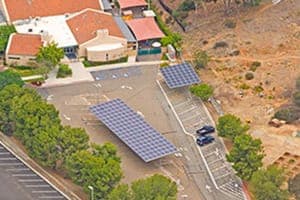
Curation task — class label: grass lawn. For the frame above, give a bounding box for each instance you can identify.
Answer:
[9,65,46,77]
[82,56,128,67]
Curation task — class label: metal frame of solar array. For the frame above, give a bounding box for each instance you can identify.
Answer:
[160,62,200,89]
[90,99,177,162]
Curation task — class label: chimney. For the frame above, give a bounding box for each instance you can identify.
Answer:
[96,29,109,38]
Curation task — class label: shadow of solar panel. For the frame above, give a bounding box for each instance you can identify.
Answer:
[90,99,177,162]
[160,62,200,89]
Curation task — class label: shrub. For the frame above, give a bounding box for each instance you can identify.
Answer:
[245,72,254,80]
[240,83,250,90]
[193,50,210,69]
[57,64,72,78]
[213,41,229,49]
[293,91,300,106]
[190,84,214,101]
[224,19,236,29]
[289,174,300,199]
[178,0,195,11]
[82,56,128,67]
[160,62,169,68]
[296,77,300,90]
[253,85,264,93]
[274,108,298,123]
[250,61,261,72]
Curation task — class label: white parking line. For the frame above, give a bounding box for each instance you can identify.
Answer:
[0,157,17,160]
[178,106,198,116]
[38,196,65,199]
[26,184,51,188]
[18,179,44,183]
[0,152,10,155]
[174,100,191,108]
[0,163,23,166]
[7,168,30,172]
[181,114,200,122]
[32,191,58,194]
[13,174,37,177]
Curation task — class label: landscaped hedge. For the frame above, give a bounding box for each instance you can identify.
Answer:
[82,56,128,67]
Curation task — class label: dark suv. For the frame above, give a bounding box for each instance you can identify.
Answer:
[196,135,215,146]
[196,125,215,136]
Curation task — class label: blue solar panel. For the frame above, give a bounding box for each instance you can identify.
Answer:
[90,99,177,162]
[160,62,200,89]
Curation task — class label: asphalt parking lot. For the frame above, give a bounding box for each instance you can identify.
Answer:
[159,80,245,200]
[39,65,203,200]
[0,143,67,200]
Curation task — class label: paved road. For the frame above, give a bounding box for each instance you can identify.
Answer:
[0,142,68,200]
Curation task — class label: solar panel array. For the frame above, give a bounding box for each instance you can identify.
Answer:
[160,62,200,89]
[90,99,177,162]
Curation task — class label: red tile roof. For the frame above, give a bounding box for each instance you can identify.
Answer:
[4,0,102,21]
[67,9,124,44]
[7,34,43,56]
[118,0,147,9]
[126,17,165,41]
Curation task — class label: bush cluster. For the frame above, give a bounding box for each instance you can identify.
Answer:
[57,64,72,78]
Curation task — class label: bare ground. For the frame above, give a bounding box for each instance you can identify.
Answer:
[161,0,300,168]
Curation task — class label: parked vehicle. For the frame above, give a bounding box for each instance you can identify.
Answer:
[196,125,215,136]
[196,135,215,146]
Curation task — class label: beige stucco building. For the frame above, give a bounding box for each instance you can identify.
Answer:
[67,9,128,62]
[5,33,43,66]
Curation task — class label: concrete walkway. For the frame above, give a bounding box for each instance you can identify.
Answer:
[42,62,94,87]
[85,60,166,72]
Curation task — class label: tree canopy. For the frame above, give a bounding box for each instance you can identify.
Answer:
[36,42,64,69]
[0,70,24,90]
[0,25,16,53]
[108,174,177,200]
[251,165,289,200]
[216,114,249,140]
[190,83,214,101]
[226,134,264,180]
[66,144,122,200]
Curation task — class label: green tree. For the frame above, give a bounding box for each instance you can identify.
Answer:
[251,166,289,200]
[193,50,209,69]
[36,42,64,69]
[227,134,264,180]
[131,174,177,200]
[108,184,132,200]
[0,25,16,53]
[65,144,122,199]
[108,174,177,200]
[0,84,25,135]
[216,114,249,139]
[57,126,89,164]
[0,70,24,90]
[190,83,214,101]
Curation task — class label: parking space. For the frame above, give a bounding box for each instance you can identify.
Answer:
[90,66,142,81]
[159,80,246,200]
[0,143,67,200]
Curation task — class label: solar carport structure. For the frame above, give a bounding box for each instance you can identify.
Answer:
[160,63,200,89]
[90,99,177,162]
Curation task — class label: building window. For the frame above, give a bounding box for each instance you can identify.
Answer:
[106,53,109,61]
[8,57,20,60]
